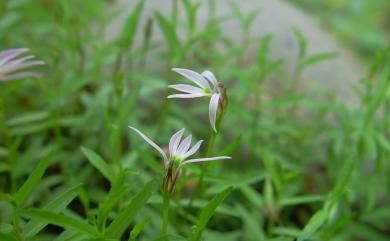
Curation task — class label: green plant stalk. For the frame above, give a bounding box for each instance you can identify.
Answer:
[162,194,170,236]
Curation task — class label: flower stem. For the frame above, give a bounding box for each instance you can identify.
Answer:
[205,129,216,157]
[162,194,170,236]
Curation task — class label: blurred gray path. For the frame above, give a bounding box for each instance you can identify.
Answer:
[106,0,366,103]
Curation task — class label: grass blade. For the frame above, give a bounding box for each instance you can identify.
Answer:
[104,177,159,239]
[23,184,82,239]
[14,152,51,208]
[23,209,98,237]
[81,147,115,183]
[192,187,233,241]
[297,210,326,241]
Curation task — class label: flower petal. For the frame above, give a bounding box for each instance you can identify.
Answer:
[169,128,185,157]
[201,70,218,88]
[0,48,29,66]
[180,156,231,167]
[129,126,168,165]
[0,72,40,81]
[172,68,211,89]
[167,93,209,99]
[209,93,220,133]
[176,134,192,156]
[182,140,203,160]
[168,84,203,94]
[0,60,45,74]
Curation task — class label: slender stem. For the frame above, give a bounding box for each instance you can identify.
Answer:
[162,194,170,236]
[205,129,216,157]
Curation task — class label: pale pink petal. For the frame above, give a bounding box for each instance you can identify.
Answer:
[176,135,192,156]
[172,68,211,89]
[0,72,40,81]
[182,140,203,160]
[209,93,220,133]
[180,156,231,168]
[0,48,29,65]
[201,70,218,88]
[167,93,209,98]
[0,60,45,74]
[168,84,203,94]
[169,128,185,156]
[129,126,168,165]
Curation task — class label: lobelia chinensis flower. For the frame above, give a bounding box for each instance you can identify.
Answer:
[129,126,231,194]
[168,68,228,133]
[0,48,44,82]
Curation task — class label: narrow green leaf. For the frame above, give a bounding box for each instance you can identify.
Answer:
[97,172,128,231]
[280,195,325,207]
[14,152,51,207]
[119,0,144,50]
[23,209,98,237]
[23,184,82,239]
[104,177,159,239]
[128,217,151,241]
[348,222,389,241]
[297,210,326,241]
[81,147,115,183]
[0,232,18,241]
[300,52,338,68]
[154,12,182,61]
[192,187,233,241]
[0,193,13,203]
[236,204,266,240]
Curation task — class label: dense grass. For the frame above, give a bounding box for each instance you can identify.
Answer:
[0,0,389,241]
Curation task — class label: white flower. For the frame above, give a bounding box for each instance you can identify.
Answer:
[0,48,44,81]
[168,68,227,133]
[129,126,231,193]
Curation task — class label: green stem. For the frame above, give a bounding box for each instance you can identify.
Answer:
[205,129,216,157]
[162,194,170,236]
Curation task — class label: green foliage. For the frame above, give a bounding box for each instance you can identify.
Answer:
[0,0,389,240]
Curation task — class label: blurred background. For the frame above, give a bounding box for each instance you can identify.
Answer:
[0,0,389,240]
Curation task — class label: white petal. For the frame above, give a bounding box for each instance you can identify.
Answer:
[168,84,203,94]
[176,135,192,156]
[172,68,211,89]
[0,60,45,74]
[0,48,29,66]
[129,126,168,165]
[201,70,218,87]
[182,140,203,160]
[180,156,231,168]
[209,93,220,133]
[0,72,40,81]
[169,128,185,157]
[167,93,209,99]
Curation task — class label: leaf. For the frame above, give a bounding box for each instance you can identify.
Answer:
[97,172,129,231]
[81,147,115,183]
[14,152,51,208]
[23,184,82,239]
[23,209,98,237]
[0,232,18,241]
[280,195,325,207]
[348,222,389,241]
[128,217,151,241]
[300,52,338,68]
[192,187,233,241]
[6,110,50,126]
[154,12,182,61]
[0,193,13,204]
[297,210,326,241]
[236,204,266,241]
[104,177,159,239]
[152,234,188,241]
[119,0,144,50]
